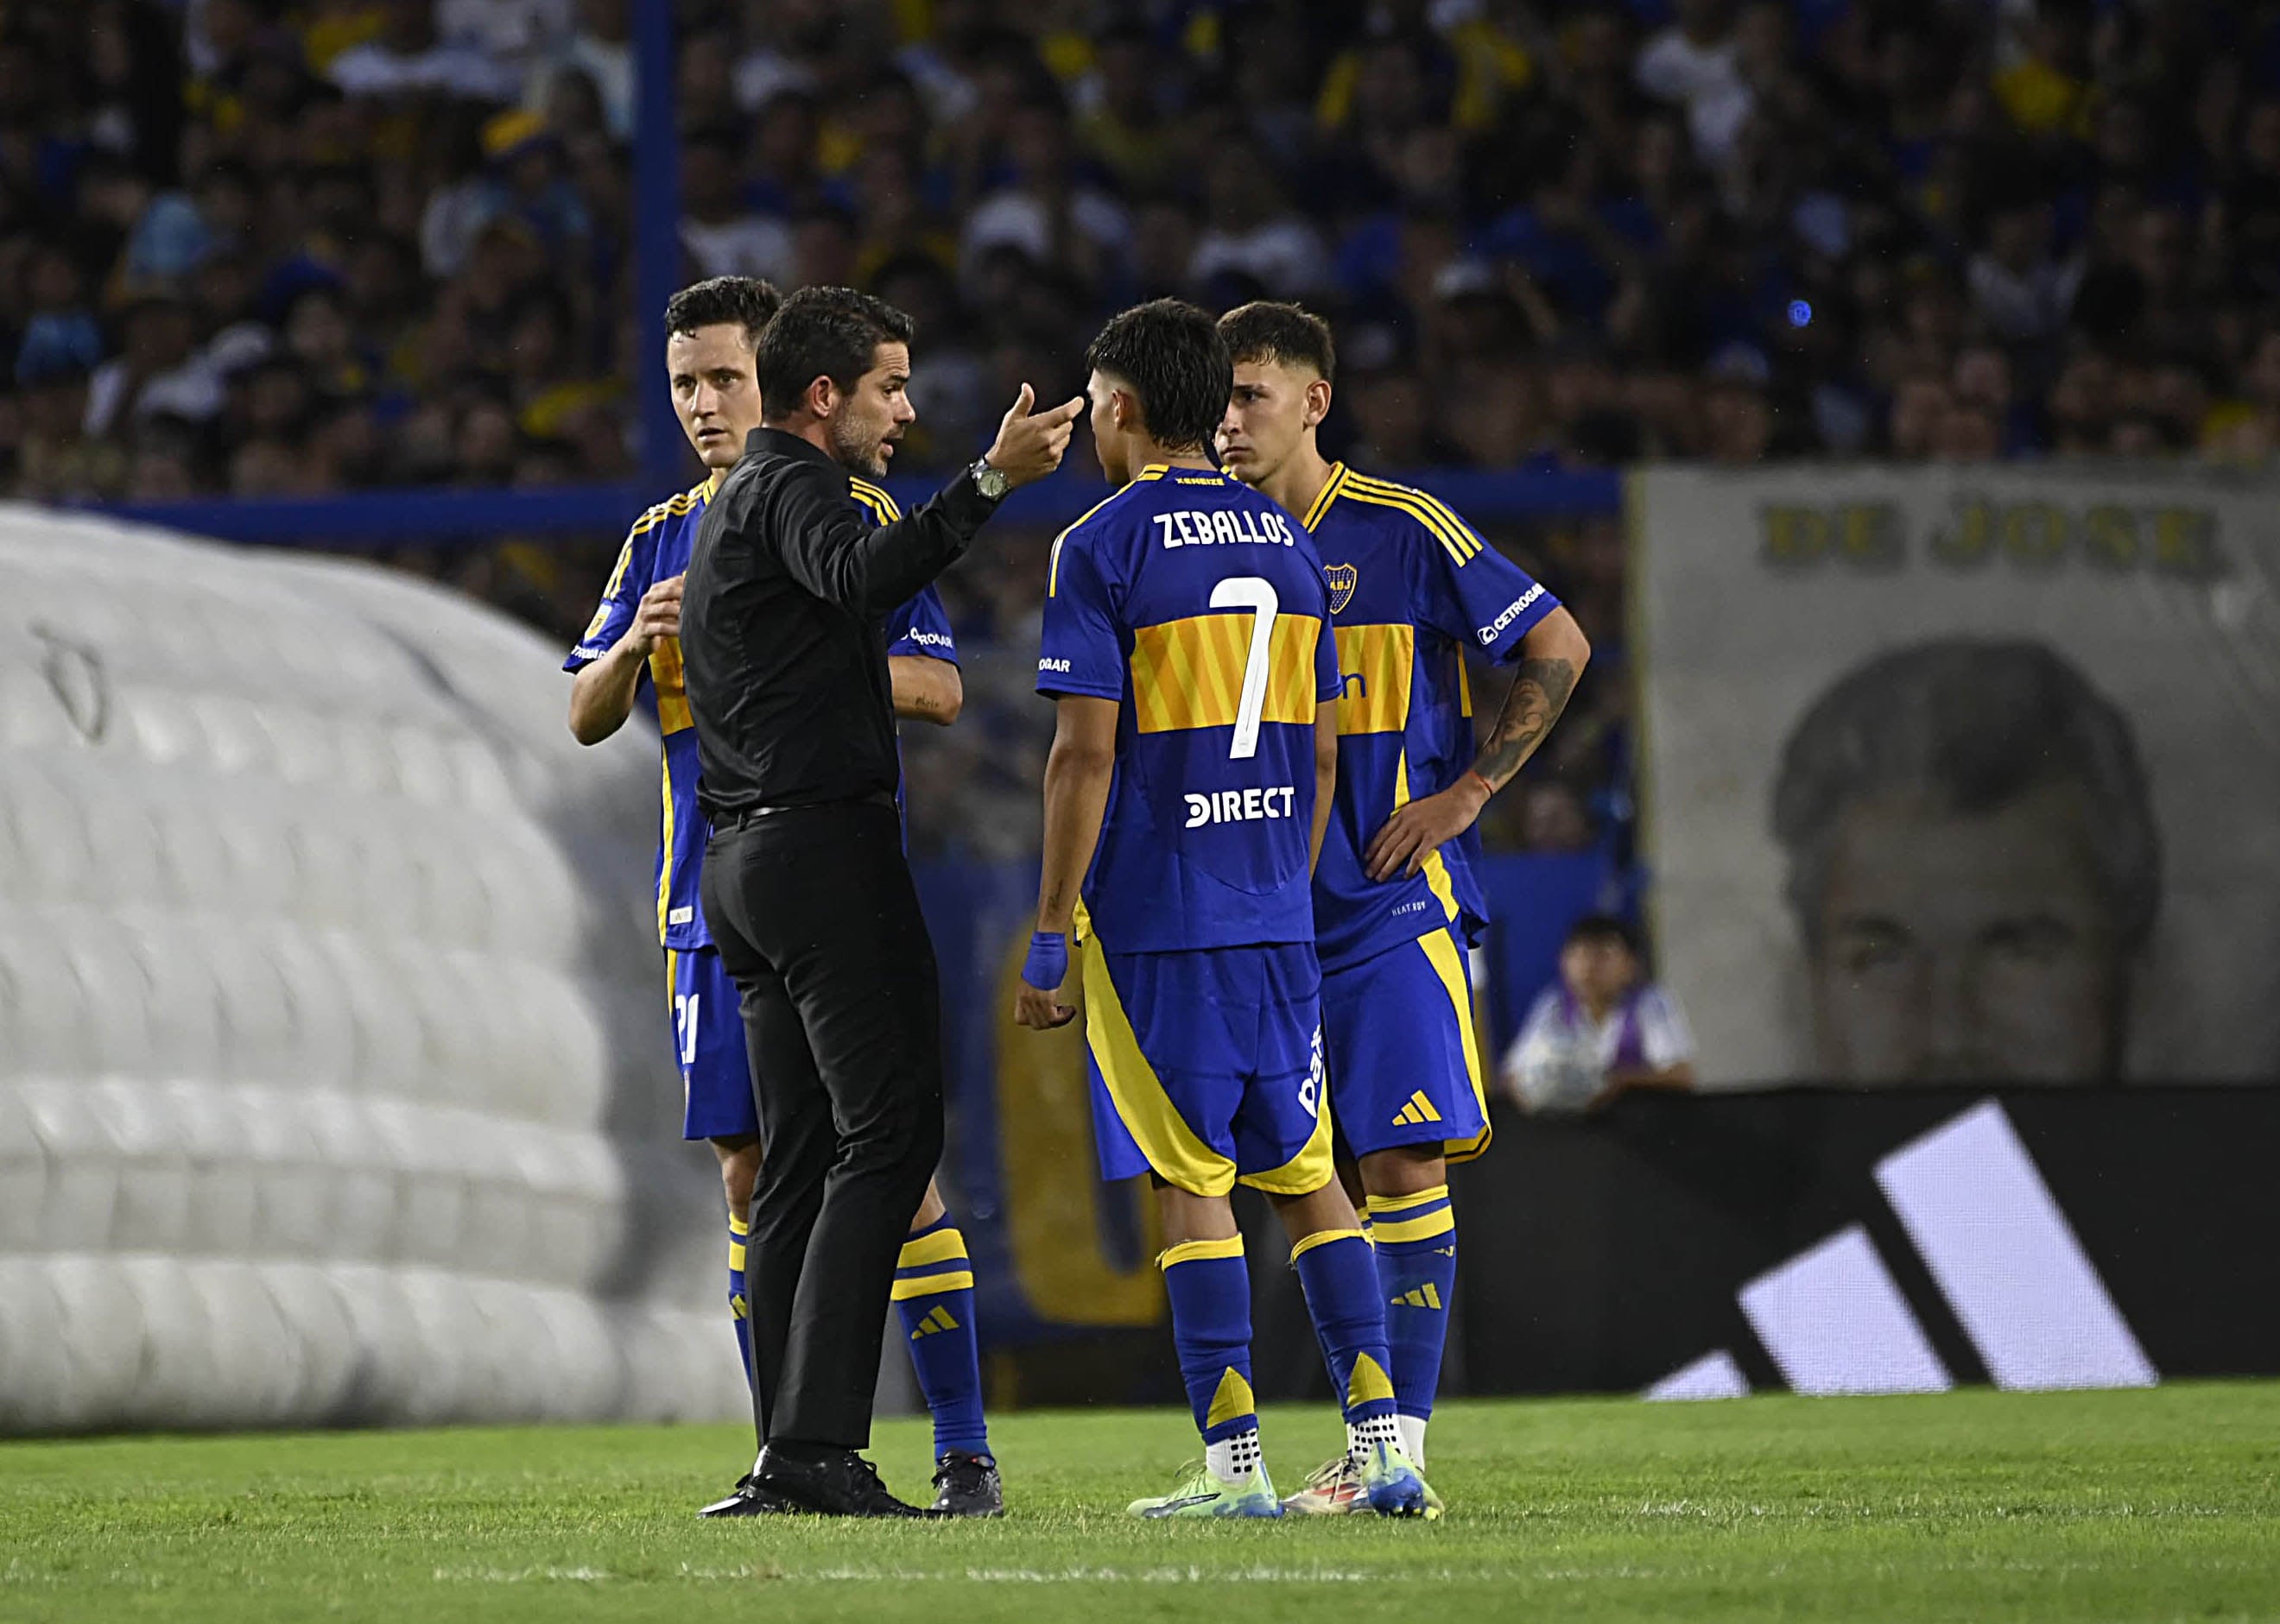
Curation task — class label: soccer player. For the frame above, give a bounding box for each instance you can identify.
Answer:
[564,275,998,1517]
[1014,299,1433,1520]
[1216,301,1592,1512]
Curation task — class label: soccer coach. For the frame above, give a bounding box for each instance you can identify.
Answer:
[681,286,1080,1518]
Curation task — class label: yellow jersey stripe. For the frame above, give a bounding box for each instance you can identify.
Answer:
[1357,475,1477,552]
[1394,749,1462,925]
[1302,463,1349,530]
[1130,613,1322,735]
[1043,467,1174,596]
[656,749,675,942]
[1339,476,1480,563]
[1332,622,1412,735]
[849,477,902,521]
[1342,471,1478,546]
[1046,488,1131,597]
[649,636,693,736]
[600,535,636,598]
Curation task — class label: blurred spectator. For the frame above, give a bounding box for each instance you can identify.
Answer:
[1499,915,1697,1114]
[679,129,790,281]
[328,0,519,101]
[23,0,2280,865]
[526,0,632,140]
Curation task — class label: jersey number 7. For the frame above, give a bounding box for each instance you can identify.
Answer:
[1210,576,1279,761]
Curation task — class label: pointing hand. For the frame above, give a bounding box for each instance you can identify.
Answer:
[982,383,1086,490]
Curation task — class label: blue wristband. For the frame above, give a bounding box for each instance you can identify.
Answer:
[1021,930,1069,992]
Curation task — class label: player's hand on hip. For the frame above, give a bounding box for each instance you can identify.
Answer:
[1363,778,1490,882]
[983,383,1086,490]
[629,573,684,656]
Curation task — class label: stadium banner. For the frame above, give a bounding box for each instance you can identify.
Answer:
[1447,1086,2280,1398]
[1631,464,2280,1089]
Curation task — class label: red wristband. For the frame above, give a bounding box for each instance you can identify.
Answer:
[1466,769,1497,799]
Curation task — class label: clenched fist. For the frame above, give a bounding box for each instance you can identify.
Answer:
[982,383,1085,490]
[628,573,683,657]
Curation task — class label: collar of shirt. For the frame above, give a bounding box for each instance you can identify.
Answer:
[746,425,836,468]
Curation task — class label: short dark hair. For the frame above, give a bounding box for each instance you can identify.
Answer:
[1084,298,1231,452]
[1565,914,1638,955]
[1771,638,2159,951]
[663,275,782,346]
[755,285,916,421]
[1218,300,1336,383]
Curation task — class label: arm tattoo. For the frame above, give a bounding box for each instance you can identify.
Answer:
[1474,656,1578,789]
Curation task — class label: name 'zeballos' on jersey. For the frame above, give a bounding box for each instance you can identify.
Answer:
[1037,464,1341,955]
[1303,463,1560,971]
[565,472,955,951]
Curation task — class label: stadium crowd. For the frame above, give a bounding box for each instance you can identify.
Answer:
[6,0,2274,853]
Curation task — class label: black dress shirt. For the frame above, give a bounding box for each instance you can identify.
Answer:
[681,427,998,818]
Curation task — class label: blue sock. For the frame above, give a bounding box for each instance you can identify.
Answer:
[892,1215,991,1458]
[727,1210,752,1389]
[1369,1186,1457,1452]
[1290,1229,1400,1438]
[1159,1236,1257,1449]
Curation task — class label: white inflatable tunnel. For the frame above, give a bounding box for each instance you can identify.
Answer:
[0,504,747,1431]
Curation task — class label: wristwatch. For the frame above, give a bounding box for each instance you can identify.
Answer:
[968,457,1010,501]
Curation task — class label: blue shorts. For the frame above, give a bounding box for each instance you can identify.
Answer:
[1320,926,1491,1162]
[1082,938,1333,1197]
[668,945,758,1142]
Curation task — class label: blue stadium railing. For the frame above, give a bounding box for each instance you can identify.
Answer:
[88,467,1622,547]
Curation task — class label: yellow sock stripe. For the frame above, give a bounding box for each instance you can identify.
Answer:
[1346,1351,1396,1409]
[1366,1185,1451,1216]
[727,1210,749,1236]
[727,1241,746,1271]
[897,1228,969,1269]
[890,1270,975,1300]
[1288,1226,1368,1265]
[895,1261,973,1290]
[1371,1207,1457,1246]
[1205,1366,1257,1430]
[1158,1235,1244,1271]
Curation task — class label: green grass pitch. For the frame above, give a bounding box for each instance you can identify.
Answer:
[3,1383,2276,1622]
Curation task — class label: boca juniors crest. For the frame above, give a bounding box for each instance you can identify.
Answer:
[1324,562,1358,616]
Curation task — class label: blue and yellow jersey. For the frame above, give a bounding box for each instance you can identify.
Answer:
[1036,463,1340,954]
[567,472,956,950]
[1302,463,1559,971]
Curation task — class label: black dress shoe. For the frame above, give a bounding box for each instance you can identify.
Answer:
[698,1473,792,1518]
[753,1444,947,1518]
[930,1450,1004,1517]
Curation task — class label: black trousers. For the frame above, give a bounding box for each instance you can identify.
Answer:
[700,798,945,1450]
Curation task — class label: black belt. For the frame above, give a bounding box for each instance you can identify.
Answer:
[717,790,898,831]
